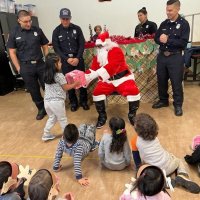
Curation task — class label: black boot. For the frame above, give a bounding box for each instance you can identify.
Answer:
[128,100,140,126]
[95,100,107,129]
[35,101,46,120]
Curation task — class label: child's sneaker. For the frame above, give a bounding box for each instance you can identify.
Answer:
[42,133,56,141]
[175,174,200,194]
[90,141,100,152]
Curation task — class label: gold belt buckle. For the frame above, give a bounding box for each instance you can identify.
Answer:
[163,51,171,56]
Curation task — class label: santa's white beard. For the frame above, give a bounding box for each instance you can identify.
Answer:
[97,47,108,67]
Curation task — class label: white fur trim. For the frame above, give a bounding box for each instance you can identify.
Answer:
[89,70,98,80]
[97,67,110,81]
[106,74,135,87]
[127,94,141,101]
[95,38,111,46]
[93,95,106,101]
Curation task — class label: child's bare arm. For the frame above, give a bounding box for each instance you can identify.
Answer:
[61,81,81,91]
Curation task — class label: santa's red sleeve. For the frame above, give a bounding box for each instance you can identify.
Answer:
[97,47,128,81]
[85,56,100,74]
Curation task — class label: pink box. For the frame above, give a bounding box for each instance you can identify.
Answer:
[65,70,86,89]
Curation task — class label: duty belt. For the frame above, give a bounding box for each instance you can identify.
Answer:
[160,50,182,57]
[108,70,129,81]
[67,53,77,58]
[20,59,43,64]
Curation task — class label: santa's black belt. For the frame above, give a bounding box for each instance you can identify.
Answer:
[160,50,182,57]
[108,70,129,81]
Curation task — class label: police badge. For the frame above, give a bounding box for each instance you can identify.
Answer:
[176,24,181,29]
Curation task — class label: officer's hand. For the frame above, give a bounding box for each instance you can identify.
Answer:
[71,58,79,66]
[16,67,20,74]
[67,58,74,65]
[160,34,168,44]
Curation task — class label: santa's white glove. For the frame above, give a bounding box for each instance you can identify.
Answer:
[84,70,98,87]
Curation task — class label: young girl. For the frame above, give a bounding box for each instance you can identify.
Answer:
[120,164,171,200]
[131,113,200,194]
[0,161,26,200]
[98,117,131,170]
[28,169,74,200]
[42,53,80,141]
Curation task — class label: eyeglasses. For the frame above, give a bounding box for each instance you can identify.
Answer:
[19,19,32,24]
[96,45,103,48]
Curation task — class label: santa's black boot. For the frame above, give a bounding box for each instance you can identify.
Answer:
[128,100,140,126]
[95,100,107,129]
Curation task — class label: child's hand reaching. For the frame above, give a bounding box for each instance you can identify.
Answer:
[63,192,74,200]
[73,80,81,88]
[78,177,89,186]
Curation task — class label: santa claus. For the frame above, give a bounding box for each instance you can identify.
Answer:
[85,32,140,128]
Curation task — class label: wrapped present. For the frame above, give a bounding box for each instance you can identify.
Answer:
[65,70,86,89]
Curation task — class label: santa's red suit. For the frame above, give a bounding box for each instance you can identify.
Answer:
[85,32,140,128]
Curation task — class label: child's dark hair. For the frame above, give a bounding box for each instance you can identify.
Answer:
[44,53,60,84]
[94,25,102,32]
[28,169,53,200]
[134,113,158,140]
[63,124,79,144]
[138,7,147,15]
[132,166,169,197]
[167,0,180,7]
[109,117,127,154]
[0,161,12,189]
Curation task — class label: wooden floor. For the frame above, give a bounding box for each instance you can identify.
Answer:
[0,83,200,200]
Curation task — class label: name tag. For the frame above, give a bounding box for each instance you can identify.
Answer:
[16,37,21,40]
[58,35,63,38]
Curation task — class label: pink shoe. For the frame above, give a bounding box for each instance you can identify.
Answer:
[192,135,200,150]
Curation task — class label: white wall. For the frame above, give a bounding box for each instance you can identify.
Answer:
[15,0,200,42]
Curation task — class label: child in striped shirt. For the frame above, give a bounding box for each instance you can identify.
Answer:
[53,123,99,186]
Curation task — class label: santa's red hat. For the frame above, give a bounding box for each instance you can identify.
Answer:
[95,31,111,46]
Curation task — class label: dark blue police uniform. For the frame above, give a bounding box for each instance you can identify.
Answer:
[134,20,157,37]
[7,25,49,117]
[154,15,190,114]
[52,23,88,109]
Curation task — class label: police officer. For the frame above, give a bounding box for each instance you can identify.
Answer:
[7,10,49,120]
[134,7,157,38]
[52,8,89,112]
[152,0,190,116]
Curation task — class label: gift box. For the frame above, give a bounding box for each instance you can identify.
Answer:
[65,70,86,89]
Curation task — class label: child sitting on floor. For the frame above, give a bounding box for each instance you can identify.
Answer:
[53,123,99,186]
[120,164,171,200]
[98,117,131,170]
[28,169,74,200]
[131,113,200,194]
[42,53,80,141]
[0,161,26,200]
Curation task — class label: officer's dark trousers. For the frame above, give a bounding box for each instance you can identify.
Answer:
[61,58,88,106]
[20,61,45,110]
[156,53,184,107]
